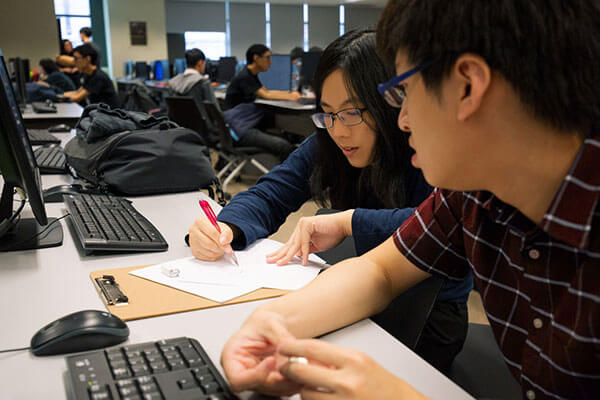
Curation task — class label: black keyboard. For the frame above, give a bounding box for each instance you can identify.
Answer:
[34,145,67,173]
[27,128,61,145]
[65,337,237,400]
[64,193,168,253]
[32,100,57,113]
[297,97,316,105]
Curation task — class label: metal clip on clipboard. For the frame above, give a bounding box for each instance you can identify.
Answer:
[94,275,129,306]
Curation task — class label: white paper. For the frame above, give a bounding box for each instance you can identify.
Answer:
[129,239,327,303]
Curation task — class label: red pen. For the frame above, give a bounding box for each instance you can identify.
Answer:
[199,200,239,266]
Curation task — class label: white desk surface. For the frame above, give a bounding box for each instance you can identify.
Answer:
[21,102,84,120]
[0,146,471,399]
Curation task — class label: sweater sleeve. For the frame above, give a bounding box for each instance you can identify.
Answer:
[217,134,317,249]
[351,207,416,255]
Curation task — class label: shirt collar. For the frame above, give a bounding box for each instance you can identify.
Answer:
[183,68,200,76]
[538,134,600,249]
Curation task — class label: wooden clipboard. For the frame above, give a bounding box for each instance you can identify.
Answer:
[90,265,288,321]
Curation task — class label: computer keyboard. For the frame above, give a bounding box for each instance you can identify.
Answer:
[34,145,67,173]
[297,97,316,105]
[64,193,168,253]
[31,100,57,113]
[27,128,61,145]
[65,337,237,400]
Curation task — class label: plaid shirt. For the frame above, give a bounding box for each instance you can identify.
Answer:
[394,137,600,399]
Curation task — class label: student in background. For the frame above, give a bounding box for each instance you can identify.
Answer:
[225,44,302,109]
[169,48,219,109]
[56,39,81,87]
[64,43,119,108]
[189,29,471,373]
[219,1,600,398]
[80,27,93,44]
[38,58,76,92]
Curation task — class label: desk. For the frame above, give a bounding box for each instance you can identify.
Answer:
[21,103,84,130]
[0,158,471,399]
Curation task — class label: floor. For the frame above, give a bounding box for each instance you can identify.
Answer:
[223,175,489,325]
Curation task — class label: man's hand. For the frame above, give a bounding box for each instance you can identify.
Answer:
[279,339,428,400]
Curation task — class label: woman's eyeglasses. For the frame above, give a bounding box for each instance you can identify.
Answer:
[311,107,368,129]
[377,60,433,108]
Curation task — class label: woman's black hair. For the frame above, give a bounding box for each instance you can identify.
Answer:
[39,58,58,74]
[310,29,411,209]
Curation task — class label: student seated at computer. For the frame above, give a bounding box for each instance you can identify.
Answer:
[225,44,302,109]
[63,44,119,108]
[217,1,600,398]
[189,30,472,373]
[37,58,76,92]
[169,48,220,112]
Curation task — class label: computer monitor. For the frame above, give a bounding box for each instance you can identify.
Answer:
[205,60,219,82]
[12,57,28,109]
[174,58,186,75]
[0,49,63,251]
[124,60,133,79]
[216,57,237,83]
[300,51,323,90]
[258,54,291,91]
[152,59,170,80]
[135,61,150,80]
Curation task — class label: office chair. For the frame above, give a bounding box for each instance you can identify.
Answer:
[203,101,270,193]
[165,96,218,148]
[448,323,522,399]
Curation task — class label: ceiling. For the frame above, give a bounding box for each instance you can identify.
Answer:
[167,0,387,7]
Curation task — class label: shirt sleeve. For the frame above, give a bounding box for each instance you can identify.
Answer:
[217,134,317,249]
[239,74,262,98]
[393,188,471,280]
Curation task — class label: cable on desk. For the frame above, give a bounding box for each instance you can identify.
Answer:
[0,346,31,353]
[6,213,70,249]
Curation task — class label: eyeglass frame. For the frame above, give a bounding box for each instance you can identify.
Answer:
[311,107,369,129]
[377,60,434,108]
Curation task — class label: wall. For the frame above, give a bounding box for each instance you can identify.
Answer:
[0,0,59,70]
[105,0,169,78]
[270,5,302,55]
[309,6,339,50]
[345,5,382,32]
[166,1,225,33]
[230,3,265,62]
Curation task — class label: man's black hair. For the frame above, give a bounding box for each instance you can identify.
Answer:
[377,0,600,135]
[246,44,270,65]
[310,29,410,210]
[73,43,99,66]
[185,48,206,68]
[79,27,92,38]
[39,58,58,74]
[290,47,303,61]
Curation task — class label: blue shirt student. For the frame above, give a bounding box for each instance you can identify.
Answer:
[218,133,473,303]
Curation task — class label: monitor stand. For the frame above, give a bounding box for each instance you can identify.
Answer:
[0,217,63,251]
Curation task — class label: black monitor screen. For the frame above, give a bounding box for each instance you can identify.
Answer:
[0,50,47,227]
[217,57,237,82]
[135,62,149,80]
[259,54,291,91]
[300,51,322,90]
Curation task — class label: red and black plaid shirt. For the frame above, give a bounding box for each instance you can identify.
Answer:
[394,137,600,399]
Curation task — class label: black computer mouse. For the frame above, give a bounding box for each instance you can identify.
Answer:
[43,184,84,203]
[30,310,129,356]
[48,123,71,132]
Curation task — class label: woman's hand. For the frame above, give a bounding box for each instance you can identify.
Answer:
[188,217,235,261]
[220,310,303,396]
[279,339,428,400]
[266,210,354,266]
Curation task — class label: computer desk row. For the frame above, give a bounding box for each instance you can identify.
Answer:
[21,102,84,130]
[0,134,471,399]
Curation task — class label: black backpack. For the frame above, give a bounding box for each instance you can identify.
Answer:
[64,125,224,204]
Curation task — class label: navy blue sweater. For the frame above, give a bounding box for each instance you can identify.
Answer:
[218,134,473,302]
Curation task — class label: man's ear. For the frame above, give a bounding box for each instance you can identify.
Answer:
[453,54,491,121]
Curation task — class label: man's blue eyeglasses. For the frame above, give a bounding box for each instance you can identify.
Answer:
[378,60,433,108]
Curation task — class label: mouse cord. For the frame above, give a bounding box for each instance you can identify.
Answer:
[0,346,31,353]
[6,213,70,249]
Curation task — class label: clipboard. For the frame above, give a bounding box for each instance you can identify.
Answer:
[90,265,288,321]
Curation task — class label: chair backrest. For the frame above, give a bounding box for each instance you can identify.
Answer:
[165,96,213,145]
[203,101,235,152]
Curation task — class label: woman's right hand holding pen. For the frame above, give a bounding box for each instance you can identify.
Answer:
[267,210,354,266]
[189,217,235,261]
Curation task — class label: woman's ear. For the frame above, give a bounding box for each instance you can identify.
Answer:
[453,54,491,121]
